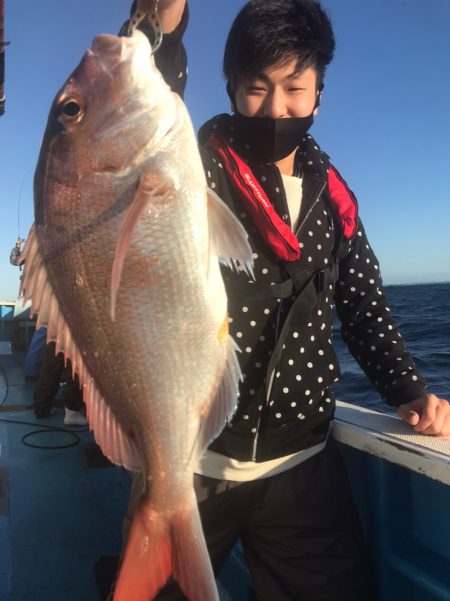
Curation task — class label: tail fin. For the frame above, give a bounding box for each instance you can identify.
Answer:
[113,498,219,601]
[172,504,219,601]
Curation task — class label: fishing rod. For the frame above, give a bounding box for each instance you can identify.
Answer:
[10,168,32,266]
[1,1,27,264]
[0,0,10,116]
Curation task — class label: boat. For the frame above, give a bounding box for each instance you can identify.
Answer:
[1,300,449,601]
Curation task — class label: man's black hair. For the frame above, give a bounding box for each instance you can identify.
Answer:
[223,0,335,94]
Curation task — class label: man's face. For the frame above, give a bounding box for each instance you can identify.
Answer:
[234,59,320,119]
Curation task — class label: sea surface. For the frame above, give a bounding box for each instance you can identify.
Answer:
[332,282,450,413]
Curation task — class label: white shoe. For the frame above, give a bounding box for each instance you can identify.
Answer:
[64,408,88,427]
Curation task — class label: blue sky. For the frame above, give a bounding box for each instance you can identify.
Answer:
[1,0,449,301]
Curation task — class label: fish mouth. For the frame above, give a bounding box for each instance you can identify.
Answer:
[91,34,124,56]
[90,31,150,68]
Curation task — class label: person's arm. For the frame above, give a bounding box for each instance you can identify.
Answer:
[335,220,425,403]
[156,0,187,33]
[128,0,186,33]
[334,220,450,437]
[119,1,188,97]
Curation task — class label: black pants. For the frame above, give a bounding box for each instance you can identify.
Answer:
[33,341,83,417]
[154,439,374,601]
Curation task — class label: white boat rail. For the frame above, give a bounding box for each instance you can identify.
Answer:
[333,400,450,486]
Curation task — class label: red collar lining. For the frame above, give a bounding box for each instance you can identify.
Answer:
[207,135,301,262]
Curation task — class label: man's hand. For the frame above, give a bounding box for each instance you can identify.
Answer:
[157,0,185,9]
[136,0,178,12]
[397,394,450,437]
[137,0,186,33]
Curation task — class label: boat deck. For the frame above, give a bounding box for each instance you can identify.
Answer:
[0,351,131,601]
[0,349,254,601]
[2,343,450,601]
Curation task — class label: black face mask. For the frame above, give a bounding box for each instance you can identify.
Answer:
[233,112,314,163]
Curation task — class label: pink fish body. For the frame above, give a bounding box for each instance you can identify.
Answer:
[20,31,252,601]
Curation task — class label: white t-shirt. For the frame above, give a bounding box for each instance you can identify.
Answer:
[281,173,303,230]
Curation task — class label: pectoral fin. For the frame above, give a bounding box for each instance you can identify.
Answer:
[111,173,175,320]
[207,187,254,278]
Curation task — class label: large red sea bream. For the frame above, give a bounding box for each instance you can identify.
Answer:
[20,28,252,601]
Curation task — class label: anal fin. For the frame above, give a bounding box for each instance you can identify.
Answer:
[198,334,242,451]
[19,224,141,472]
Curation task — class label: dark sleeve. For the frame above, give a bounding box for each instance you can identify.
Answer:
[118,3,189,98]
[334,219,427,407]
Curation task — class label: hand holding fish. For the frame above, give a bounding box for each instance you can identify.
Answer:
[128,0,186,38]
[133,0,183,14]
[151,0,184,9]
[127,0,160,41]
[156,0,186,33]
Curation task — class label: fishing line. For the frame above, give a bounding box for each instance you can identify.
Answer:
[17,167,33,239]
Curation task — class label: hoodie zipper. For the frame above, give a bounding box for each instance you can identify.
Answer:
[250,177,327,462]
[295,180,327,238]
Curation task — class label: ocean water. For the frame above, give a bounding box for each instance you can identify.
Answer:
[332,282,450,413]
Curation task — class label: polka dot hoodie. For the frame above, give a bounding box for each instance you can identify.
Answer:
[148,8,426,463]
[195,116,426,461]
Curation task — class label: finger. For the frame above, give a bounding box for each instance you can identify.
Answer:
[418,398,450,436]
[440,411,450,438]
[432,400,450,437]
[414,396,439,432]
[421,402,446,435]
[138,0,158,14]
[397,405,420,426]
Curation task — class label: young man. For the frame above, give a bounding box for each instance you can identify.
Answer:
[120,2,450,600]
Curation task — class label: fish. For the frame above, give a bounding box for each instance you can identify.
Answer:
[19,29,253,601]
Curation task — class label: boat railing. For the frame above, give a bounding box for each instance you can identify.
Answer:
[0,299,35,353]
[334,401,450,601]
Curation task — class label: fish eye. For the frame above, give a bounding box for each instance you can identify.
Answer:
[63,101,81,117]
[59,95,85,123]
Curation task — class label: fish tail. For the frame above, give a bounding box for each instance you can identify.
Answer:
[171,501,219,601]
[113,497,219,601]
[113,503,171,601]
